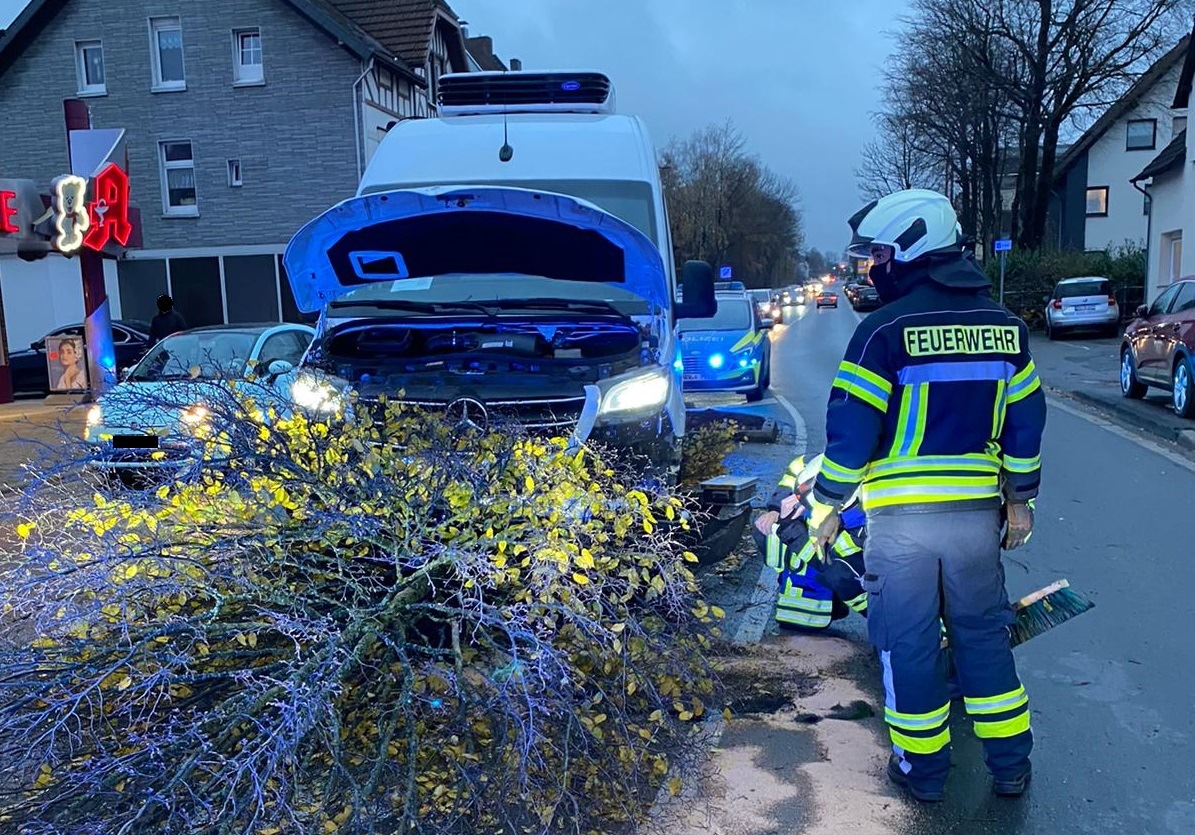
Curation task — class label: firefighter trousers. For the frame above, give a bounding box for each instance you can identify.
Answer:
[861,507,1031,793]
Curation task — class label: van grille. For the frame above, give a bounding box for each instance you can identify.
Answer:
[438,72,612,110]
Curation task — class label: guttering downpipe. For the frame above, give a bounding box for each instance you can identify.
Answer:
[1132,176,1153,305]
[352,57,376,181]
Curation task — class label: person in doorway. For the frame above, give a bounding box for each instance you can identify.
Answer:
[150,294,188,343]
[806,189,1046,803]
[55,338,87,390]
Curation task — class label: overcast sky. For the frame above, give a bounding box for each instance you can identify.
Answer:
[0,0,903,251]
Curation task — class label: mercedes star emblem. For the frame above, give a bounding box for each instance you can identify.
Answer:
[445,397,488,430]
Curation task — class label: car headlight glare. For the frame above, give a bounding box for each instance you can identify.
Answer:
[291,374,343,413]
[180,404,210,426]
[85,404,103,428]
[598,370,671,418]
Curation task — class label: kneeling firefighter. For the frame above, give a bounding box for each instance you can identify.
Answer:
[753,454,869,631]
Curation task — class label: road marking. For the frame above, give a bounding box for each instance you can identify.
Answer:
[1047,394,1195,475]
[770,391,807,452]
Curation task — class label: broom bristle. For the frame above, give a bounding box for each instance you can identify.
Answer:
[1009,584,1094,648]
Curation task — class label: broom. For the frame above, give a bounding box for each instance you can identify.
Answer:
[1008,579,1094,648]
[940,579,1094,651]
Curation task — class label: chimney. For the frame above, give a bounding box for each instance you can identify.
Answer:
[510,58,522,71]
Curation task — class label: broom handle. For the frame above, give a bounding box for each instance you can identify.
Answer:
[1013,579,1070,611]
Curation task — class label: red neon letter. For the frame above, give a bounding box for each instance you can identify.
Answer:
[83,163,133,251]
[0,191,17,234]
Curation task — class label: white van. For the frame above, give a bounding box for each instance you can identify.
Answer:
[282,72,716,484]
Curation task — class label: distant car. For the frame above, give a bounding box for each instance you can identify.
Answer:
[751,288,782,323]
[678,291,772,402]
[816,291,838,309]
[1044,277,1120,339]
[8,320,152,395]
[84,324,316,484]
[852,285,882,312]
[1120,277,1195,417]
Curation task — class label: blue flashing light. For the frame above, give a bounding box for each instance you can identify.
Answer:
[709,353,725,370]
[738,358,748,368]
[562,80,581,91]
[673,357,684,371]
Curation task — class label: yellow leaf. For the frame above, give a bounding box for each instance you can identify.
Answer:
[575,549,595,570]
[711,605,726,619]
[524,475,535,492]
[116,676,132,692]
[667,776,683,796]
[247,632,258,648]
[723,707,733,721]
[682,551,699,563]
[15,522,35,539]
[571,572,589,585]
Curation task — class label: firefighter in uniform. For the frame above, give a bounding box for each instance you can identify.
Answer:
[807,189,1046,803]
[754,455,868,630]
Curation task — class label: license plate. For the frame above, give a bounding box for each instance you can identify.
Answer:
[113,435,158,449]
[682,374,705,382]
[1074,304,1096,312]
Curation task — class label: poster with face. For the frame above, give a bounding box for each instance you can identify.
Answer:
[46,336,90,393]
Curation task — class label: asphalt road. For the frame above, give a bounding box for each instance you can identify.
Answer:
[759,299,1195,833]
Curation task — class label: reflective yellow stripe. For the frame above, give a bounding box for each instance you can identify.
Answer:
[834,530,861,555]
[972,711,1031,739]
[885,703,950,731]
[863,476,1001,508]
[890,387,913,458]
[868,453,1001,477]
[1002,454,1041,474]
[845,593,868,612]
[790,540,816,571]
[821,456,867,482]
[890,726,951,755]
[992,379,1008,439]
[775,609,831,627]
[833,361,892,413]
[1007,360,1042,404]
[965,686,1028,715]
[765,533,784,571]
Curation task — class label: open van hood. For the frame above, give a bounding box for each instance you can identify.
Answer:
[283,186,668,314]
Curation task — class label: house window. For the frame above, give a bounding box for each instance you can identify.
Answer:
[75,40,105,95]
[150,16,186,90]
[1175,116,1188,136]
[1170,235,1184,285]
[227,159,242,187]
[232,28,263,84]
[159,140,197,216]
[1126,119,1157,151]
[1085,186,1109,217]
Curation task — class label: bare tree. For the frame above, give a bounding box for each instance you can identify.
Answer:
[912,0,1186,248]
[662,121,805,286]
[856,115,946,200]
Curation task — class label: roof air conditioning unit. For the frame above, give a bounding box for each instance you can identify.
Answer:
[437,70,616,116]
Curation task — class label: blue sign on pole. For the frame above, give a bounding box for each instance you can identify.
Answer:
[994,239,1013,253]
[719,265,733,279]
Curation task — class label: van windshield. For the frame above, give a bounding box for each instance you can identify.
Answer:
[384,179,658,246]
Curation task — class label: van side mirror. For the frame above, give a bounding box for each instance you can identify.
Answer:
[1136,304,1149,319]
[676,261,717,319]
[119,367,133,382]
[266,359,295,380]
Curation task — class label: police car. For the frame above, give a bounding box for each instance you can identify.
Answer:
[677,283,772,402]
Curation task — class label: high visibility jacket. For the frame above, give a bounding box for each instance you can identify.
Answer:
[813,281,1046,512]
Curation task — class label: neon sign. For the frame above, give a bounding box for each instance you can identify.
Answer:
[0,190,17,234]
[0,165,132,255]
[50,174,90,254]
[83,163,132,250]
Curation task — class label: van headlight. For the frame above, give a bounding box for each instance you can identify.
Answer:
[291,374,344,414]
[597,369,671,418]
[180,404,210,426]
[85,404,103,428]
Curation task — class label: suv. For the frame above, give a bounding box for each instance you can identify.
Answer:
[281,186,716,481]
[1045,277,1120,339]
[678,290,772,402]
[1120,277,1195,417]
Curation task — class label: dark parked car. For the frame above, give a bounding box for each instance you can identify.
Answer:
[1120,277,1195,417]
[852,285,882,312]
[8,320,152,395]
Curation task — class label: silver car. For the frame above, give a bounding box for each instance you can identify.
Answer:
[1044,277,1120,340]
